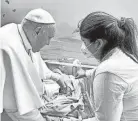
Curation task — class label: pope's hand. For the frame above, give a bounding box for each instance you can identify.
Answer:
[57,74,74,95]
[50,73,66,89]
[56,75,67,89]
[75,68,86,79]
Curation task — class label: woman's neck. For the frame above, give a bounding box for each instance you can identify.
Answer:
[101,47,119,62]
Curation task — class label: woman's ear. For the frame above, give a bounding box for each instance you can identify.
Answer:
[95,39,107,50]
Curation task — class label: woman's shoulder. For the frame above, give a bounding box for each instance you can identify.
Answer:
[95,48,121,74]
[95,50,138,82]
[95,58,118,75]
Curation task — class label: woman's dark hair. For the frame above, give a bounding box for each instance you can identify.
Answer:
[79,11,138,62]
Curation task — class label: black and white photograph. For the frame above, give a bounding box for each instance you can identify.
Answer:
[1,0,138,121]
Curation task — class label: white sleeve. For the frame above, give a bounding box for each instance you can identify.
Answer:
[93,72,128,121]
[35,52,53,79]
[37,52,60,81]
[40,56,53,79]
[85,68,96,79]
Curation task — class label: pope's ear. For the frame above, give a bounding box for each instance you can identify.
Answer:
[35,27,42,35]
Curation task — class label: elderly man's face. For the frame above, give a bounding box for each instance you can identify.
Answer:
[33,24,56,52]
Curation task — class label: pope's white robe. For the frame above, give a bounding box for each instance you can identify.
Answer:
[0,23,46,115]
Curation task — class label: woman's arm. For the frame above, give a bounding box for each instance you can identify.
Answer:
[93,72,128,121]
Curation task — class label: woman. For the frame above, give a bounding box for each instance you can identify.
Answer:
[76,11,138,121]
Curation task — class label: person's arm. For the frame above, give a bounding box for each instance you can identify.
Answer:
[37,53,66,88]
[93,72,128,121]
[85,68,96,79]
[37,52,61,81]
[75,68,96,79]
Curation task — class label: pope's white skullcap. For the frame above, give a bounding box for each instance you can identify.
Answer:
[24,8,55,24]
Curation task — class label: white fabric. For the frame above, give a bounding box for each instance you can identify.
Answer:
[25,8,55,24]
[17,24,58,82]
[93,48,138,121]
[5,109,46,121]
[30,51,53,80]
[95,48,138,84]
[85,69,96,79]
[17,24,32,52]
[0,23,44,115]
[40,75,84,119]
[93,72,127,121]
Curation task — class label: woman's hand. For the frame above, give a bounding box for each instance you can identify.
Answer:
[75,68,86,79]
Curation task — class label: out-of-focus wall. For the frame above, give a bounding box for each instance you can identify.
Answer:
[1,0,138,37]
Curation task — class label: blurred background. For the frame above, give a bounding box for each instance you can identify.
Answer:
[1,0,138,65]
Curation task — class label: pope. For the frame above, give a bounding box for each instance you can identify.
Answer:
[0,8,67,121]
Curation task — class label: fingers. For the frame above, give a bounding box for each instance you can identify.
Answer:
[57,80,64,88]
[60,81,66,88]
[74,72,79,78]
[75,75,81,79]
[75,72,83,79]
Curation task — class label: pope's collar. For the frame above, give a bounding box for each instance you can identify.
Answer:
[17,24,32,54]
